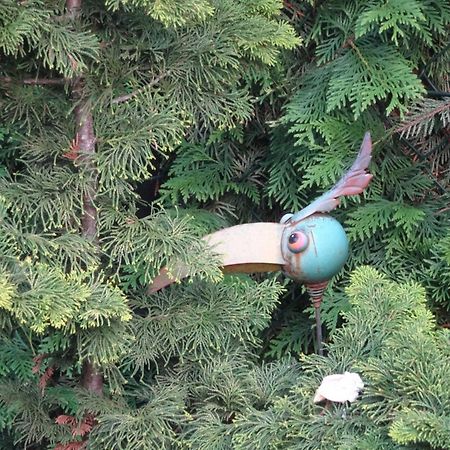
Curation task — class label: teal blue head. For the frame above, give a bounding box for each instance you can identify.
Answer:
[280,214,349,283]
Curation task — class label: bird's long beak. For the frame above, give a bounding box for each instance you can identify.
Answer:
[149,222,285,293]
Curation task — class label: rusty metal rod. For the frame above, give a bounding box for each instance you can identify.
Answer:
[314,305,323,356]
[306,281,328,356]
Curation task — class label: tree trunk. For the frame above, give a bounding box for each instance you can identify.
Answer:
[74,95,98,243]
[66,0,103,396]
[74,96,102,395]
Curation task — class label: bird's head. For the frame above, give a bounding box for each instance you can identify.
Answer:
[280,213,348,284]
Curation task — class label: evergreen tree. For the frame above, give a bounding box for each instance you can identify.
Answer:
[1,0,449,449]
[0,0,297,448]
[276,0,450,344]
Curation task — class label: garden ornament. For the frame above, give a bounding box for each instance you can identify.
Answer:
[150,133,373,355]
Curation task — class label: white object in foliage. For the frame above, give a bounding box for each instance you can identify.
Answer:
[313,372,364,403]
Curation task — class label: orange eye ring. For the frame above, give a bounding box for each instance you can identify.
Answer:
[287,231,309,253]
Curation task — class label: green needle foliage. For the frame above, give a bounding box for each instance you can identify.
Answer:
[229,268,450,450]
[0,0,298,448]
[0,0,449,449]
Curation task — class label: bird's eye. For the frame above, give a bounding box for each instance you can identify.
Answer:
[287,231,309,253]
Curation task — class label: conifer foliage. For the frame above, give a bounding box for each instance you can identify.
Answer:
[0,0,297,448]
[231,268,450,450]
[0,0,449,449]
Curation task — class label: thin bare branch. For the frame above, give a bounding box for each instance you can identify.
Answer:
[0,76,68,86]
[66,0,103,398]
[66,0,82,19]
[111,71,170,105]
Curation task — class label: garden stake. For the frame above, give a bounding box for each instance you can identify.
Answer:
[151,133,374,354]
[306,281,328,355]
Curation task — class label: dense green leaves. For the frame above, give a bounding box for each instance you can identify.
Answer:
[0,0,299,447]
[231,268,450,449]
[0,0,449,448]
[0,0,49,56]
[106,0,214,27]
[126,277,283,370]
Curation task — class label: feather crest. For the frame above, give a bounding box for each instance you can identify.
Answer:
[291,132,373,223]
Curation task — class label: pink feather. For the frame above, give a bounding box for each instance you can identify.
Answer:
[292,132,373,223]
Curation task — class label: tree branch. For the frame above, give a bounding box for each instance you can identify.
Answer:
[80,361,103,396]
[0,76,67,86]
[111,71,171,104]
[72,86,102,397]
[66,0,103,398]
[66,0,82,19]
[74,99,98,241]
[395,100,450,136]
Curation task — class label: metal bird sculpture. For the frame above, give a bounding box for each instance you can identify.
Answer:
[150,132,373,355]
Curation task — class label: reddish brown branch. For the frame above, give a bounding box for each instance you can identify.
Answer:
[74,99,98,241]
[435,206,450,215]
[72,86,102,396]
[80,361,103,396]
[66,0,82,19]
[24,78,68,86]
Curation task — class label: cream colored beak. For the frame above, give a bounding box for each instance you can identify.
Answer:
[149,222,285,293]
